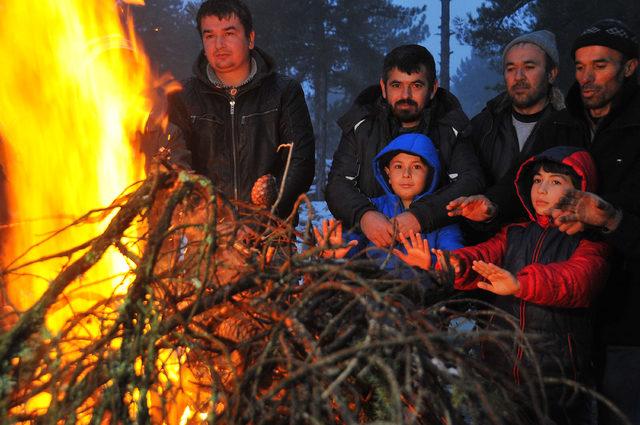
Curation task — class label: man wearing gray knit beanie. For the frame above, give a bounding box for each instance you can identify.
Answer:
[447,30,564,244]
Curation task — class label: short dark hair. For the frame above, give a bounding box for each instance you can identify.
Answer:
[382,45,437,88]
[196,0,253,37]
[378,149,427,170]
[534,160,581,189]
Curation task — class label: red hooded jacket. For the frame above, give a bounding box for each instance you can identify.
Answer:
[453,146,610,383]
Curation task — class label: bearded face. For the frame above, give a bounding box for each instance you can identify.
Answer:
[503,43,555,113]
[381,66,435,127]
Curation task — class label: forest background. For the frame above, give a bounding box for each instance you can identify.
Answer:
[133,0,640,199]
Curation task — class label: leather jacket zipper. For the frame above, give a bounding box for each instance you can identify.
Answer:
[229,98,238,200]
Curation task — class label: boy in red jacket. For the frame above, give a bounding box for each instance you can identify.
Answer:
[396,146,610,424]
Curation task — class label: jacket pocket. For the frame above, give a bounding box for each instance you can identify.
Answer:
[239,108,280,167]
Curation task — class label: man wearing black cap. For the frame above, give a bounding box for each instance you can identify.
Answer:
[545,19,640,425]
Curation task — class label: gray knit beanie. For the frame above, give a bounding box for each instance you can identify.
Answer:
[502,30,560,68]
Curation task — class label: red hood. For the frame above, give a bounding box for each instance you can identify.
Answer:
[514,146,598,226]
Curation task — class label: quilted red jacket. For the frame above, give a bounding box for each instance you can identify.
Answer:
[453,146,610,384]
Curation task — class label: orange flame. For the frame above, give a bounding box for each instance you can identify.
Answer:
[0,1,217,421]
[0,1,151,325]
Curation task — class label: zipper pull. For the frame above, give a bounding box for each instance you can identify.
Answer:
[229,99,235,116]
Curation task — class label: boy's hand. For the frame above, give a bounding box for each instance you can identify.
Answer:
[391,212,421,236]
[547,189,622,235]
[433,249,461,276]
[472,261,520,296]
[446,195,497,222]
[393,232,431,270]
[360,211,394,247]
[313,219,358,259]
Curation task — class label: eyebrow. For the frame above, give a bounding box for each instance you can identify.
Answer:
[203,25,238,34]
[575,58,612,65]
[534,172,569,179]
[389,78,426,85]
[506,59,540,66]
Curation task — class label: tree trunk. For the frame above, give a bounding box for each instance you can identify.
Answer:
[314,66,329,201]
[439,0,451,90]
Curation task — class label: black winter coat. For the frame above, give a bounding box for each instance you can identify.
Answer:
[177,47,315,218]
[540,80,640,346]
[468,89,565,187]
[487,79,640,345]
[325,85,484,232]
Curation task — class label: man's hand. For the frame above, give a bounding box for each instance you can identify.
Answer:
[472,261,520,296]
[313,219,358,259]
[392,212,421,236]
[446,195,497,222]
[360,210,394,247]
[547,189,622,235]
[393,232,431,270]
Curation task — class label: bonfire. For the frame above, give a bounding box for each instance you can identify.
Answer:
[0,1,604,424]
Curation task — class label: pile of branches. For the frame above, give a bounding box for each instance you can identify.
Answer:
[0,168,573,424]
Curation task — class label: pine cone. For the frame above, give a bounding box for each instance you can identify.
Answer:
[250,174,277,207]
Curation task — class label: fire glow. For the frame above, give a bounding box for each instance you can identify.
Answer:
[0,0,188,420]
[0,1,149,322]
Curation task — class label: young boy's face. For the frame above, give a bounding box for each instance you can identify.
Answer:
[530,168,575,215]
[384,152,429,207]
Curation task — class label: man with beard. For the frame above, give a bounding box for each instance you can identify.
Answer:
[446,31,565,237]
[471,31,562,189]
[325,44,483,247]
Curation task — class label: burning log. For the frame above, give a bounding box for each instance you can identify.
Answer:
[0,164,597,424]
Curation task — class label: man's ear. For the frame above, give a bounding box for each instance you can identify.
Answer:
[384,166,390,176]
[430,79,439,99]
[624,58,639,77]
[548,66,559,84]
[248,30,256,49]
[380,78,387,99]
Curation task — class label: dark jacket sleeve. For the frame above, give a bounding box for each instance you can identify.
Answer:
[606,211,640,259]
[325,128,377,229]
[408,131,485,232]
[274,80,316,218]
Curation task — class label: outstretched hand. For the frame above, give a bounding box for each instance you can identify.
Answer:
[472,261,520,296]
[313,219,358,259]
[393,232,432,270]
[446,195,497,222]
[547,189,621,235]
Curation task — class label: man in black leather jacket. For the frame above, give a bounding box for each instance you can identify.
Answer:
[174,0,315,218]
[325,45,483,247]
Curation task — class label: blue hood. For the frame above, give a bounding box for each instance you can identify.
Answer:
[373,133,441,201]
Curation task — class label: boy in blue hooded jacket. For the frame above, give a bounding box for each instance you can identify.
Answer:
[317,133,463,271]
